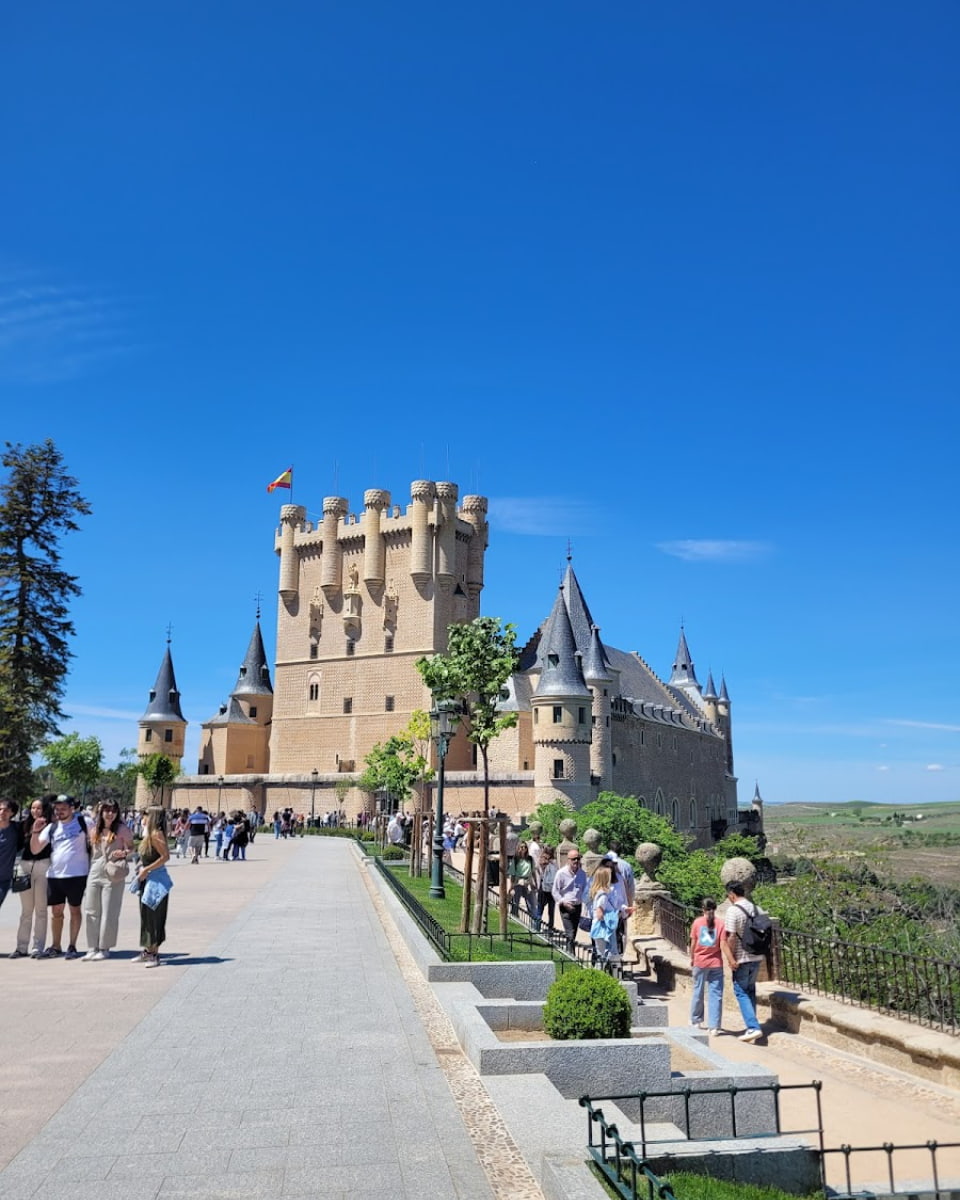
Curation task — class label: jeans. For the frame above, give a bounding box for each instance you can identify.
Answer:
[536,891,555,932]
[731,959,762,1032]
[509,884,538,924]
[690,965,723,1029]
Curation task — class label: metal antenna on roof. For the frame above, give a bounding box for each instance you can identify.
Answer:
[165,622,173,645]
[566,538,573,563]
[254,591,263,620]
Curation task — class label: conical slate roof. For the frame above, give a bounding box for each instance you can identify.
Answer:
[582,624,612,683]
[534,587,590,698]
[703,670,718,700]
[668,626,700,689]
[719,675,731,703]
[206,696,257,727]
[233,621,273,697]
[142,647,185,722]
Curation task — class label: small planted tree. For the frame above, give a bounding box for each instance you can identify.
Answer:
[137,753,178,809]
[42,732,103,800]
[416,616,520,932]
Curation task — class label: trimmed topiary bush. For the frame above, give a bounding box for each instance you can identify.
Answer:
[543,968,633,1040]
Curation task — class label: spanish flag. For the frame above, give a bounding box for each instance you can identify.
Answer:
[266,466,293,493]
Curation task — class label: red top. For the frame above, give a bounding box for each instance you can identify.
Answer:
[689,914,724,969]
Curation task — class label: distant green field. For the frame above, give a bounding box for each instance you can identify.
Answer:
[764,801,960,886]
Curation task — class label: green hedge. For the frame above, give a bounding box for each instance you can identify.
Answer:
[543,969,632,1040]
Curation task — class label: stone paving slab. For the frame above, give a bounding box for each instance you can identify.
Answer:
[0,837,499,1200]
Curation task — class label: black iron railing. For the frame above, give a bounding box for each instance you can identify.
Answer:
[653,895,697,953]
[822,1139,960,1199]
[775,927,960,1036]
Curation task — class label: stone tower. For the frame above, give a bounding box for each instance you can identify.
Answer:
[269,479,489,776]
[135,642,187,808]
[198,617,274,776]
[531,586,593,809]
[582,623,613,783]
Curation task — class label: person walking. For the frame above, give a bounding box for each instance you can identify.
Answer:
[722,881,765,1042]
[230,813,249,861]
[552,849,587,954]
[187,806,210,864]
[82,801,134,960]
[535,846,557,933]
[135,807,172,968]
[588,863,621,967]
[689,897,724,1034]
[13,796,54,957]
[507,840,539,925]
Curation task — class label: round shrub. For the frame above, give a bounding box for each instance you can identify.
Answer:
[380,845,407,861]
[542,968,633,1040]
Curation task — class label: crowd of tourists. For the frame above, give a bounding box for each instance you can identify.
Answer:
[0,795,173,966]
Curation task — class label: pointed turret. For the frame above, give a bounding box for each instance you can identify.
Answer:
[703,671,718,700]
[752,781,763,807]
[534,588,590,698]
[582,624,612,684]
[141,646,185,721]
[668,626,700,690]
[719,675,731,704]
[233,621,273,697]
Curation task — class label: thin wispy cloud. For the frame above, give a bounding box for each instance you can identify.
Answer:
[0,269,135,383]
[68,704,142,722]
[926,763,945,772]
[656,539,773,563]
[488,496,596,537]
[885,719,960,734]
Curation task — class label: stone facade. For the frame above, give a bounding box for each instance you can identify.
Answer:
[155,475,751,847]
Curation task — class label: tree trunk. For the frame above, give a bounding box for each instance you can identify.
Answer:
[460,821,474,933]
[472,818,488,936]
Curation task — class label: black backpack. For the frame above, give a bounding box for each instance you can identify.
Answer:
[734,901,773,955]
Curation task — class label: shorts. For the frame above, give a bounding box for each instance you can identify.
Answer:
[47,875,88,909]
[189,835,204,851]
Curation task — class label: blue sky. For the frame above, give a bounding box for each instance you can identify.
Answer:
[3,2,958,804]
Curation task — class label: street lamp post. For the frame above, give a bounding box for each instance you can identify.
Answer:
[310,768,318,825]
[216,775,224,815]
[429,698,461,899]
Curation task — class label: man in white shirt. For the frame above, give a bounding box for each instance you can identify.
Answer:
[722,881,765,1042]
[552,850,587,954]
[31,796,90,959]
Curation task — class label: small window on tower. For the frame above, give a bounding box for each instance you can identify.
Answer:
[534,708,539,724]
[343,697,353,714]
[578,707,586,724]
[144,729,153,743]
[164,729,173,743]
[308,683,319,702]
[385,634,394,653]
[309,644,318,659]
[553,759,564,780]
[249,706,257,719]
[346,640,355,657]
[385,695,395,712]
[552,705,562,723]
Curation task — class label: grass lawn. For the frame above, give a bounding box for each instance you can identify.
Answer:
[591,1163,823,1200]
[387,865,562,964]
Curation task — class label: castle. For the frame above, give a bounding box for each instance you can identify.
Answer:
[138,478,759,845]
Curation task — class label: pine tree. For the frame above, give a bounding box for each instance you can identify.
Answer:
[0,440,91,804]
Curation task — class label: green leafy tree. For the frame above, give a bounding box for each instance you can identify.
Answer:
[90,748,139,809]
[0,440,91,804]
[357,732,429,811]
[41,732,103,799]
[712,832,762,864]
[416,616,519,814]
[137,753,178,808]
[533,792,689,862]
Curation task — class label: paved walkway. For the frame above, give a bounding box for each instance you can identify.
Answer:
[0,837,500,1200]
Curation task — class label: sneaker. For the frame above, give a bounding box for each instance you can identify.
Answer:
[739,1027,763,1042]
[92,950,108,961]
[65,945,80,960]
[81,950,98,961]
[144,953,160,968]
[9,949,27,959]
[30,949,43,959]
[707,1028,721,1036]
[42,946,62,958]
[131,951,151,964]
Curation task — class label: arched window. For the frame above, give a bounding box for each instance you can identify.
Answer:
[654,788,664,816]
[689,798,698,829]
[671,798,680,828]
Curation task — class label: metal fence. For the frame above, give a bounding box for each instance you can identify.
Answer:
[822,1140,960,1199]
[652,895,960,1036]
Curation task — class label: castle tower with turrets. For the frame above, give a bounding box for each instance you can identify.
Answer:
[531,585,593,809]
[135,642,187,807]
[269,479,488,777]
[198,616,274,777]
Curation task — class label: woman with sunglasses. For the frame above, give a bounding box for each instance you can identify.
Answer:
[81,800,134,961]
